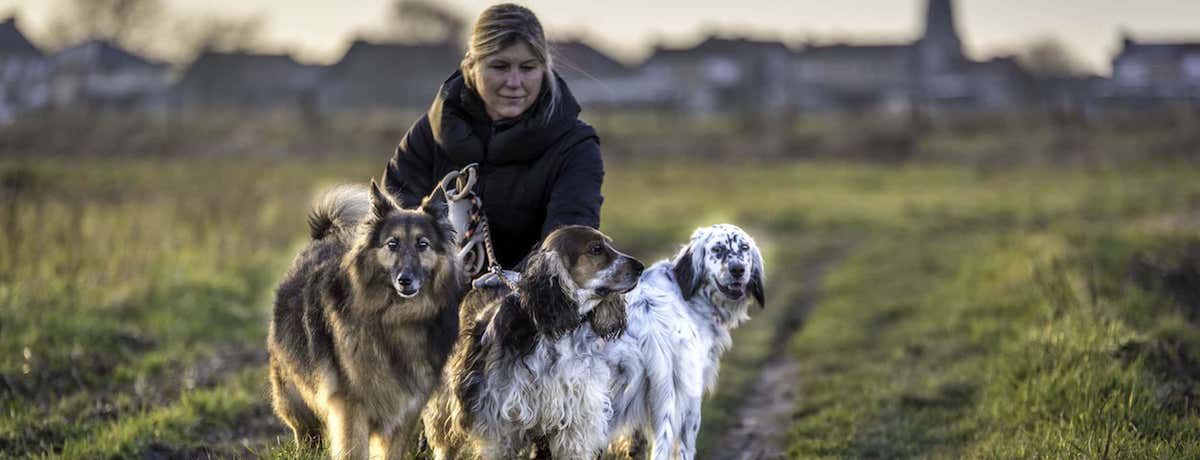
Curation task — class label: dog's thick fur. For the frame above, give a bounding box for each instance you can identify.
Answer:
[268,181,466,459]
[422,225,644,460]
[602,224,766,460]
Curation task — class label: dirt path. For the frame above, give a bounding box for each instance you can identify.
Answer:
[711,247,844,460]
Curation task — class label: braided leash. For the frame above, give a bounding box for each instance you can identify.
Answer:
[475,200,519,292]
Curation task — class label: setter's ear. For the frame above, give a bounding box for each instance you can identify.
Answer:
[749,266,765,309]
[673,235,707,300]
[747,236,766,308]
[518,250,580,339]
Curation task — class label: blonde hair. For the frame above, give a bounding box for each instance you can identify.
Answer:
[460,3,560,121]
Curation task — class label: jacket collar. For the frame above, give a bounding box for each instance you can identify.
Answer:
[428,70,582,165]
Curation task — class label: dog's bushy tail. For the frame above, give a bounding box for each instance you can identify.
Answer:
[308,184,370,240]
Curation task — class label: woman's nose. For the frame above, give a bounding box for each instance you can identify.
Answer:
[505,71,523,88]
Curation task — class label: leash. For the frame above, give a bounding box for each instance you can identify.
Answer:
[475,199,519,292]
[438,164,518,292]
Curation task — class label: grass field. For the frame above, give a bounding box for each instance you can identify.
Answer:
[1,147,1199,458]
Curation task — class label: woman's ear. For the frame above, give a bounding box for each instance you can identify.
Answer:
[673,240,706,300]
[518,250,580,339]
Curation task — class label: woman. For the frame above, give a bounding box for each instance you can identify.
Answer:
[382,3,603,271]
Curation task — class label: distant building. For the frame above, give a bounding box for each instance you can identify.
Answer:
[792,44,914,111]
[912,0,1031,111]
[577,0,1033,114]
[174,51,325,113]
[317,39,460,112]
[50,40,170,112]
[792,0,1031,113]
[1111,36,1200,102]
[638,37,792,113]
[551,39,641,108]
[553,39,627,81]
[0,17,50,123]
[1036,75,1108,115]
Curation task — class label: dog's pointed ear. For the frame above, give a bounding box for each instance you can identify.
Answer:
[519,250,580,339]
[673,239,705,300]
[421,187,449,222]
[369,179,395,219]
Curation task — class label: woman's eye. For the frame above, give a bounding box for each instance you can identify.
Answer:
[520,65,536,72]
[386,239,399,250]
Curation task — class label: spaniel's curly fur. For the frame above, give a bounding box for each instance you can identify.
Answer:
[422,225,643,459]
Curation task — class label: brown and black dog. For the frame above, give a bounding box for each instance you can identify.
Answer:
[268,180,466,459]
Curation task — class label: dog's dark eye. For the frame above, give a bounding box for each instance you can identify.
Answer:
[588,242,603,255]
[416,238,430,251]
[740,243,749,251]
[386,238,399,251]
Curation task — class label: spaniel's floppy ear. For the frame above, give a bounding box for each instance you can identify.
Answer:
[587,294,627,340]
[369,179,396,219]
[673,236,707,300]
[518,250,581,339]
[491,294,538,356]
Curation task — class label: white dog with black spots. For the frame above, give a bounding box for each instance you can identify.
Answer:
[600,224,766,459]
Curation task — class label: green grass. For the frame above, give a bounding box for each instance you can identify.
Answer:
[784,162,1200,458]
[2,152,1199,458]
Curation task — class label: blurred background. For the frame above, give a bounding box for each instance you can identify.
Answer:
[0,0,1197,155]
[1,0,1199,459]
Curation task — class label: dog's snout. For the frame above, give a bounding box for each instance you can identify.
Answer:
[728,262,746,278]
[396,275,414,287]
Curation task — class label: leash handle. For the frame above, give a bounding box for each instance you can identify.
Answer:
[439,163,478,202]
[436,163,515,290]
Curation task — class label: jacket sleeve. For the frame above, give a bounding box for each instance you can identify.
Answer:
[540,136,604,238]
[382,115,437,209]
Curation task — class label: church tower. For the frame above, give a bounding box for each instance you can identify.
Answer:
[917,0,965,72]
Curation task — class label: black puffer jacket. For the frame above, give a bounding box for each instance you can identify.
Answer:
[383,71,603,269]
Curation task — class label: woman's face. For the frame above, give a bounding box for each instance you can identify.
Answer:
[475,40,544,121]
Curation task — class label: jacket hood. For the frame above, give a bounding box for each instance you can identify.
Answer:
[428,70,583,165]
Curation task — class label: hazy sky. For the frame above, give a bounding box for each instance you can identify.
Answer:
[3,0,1198,74]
